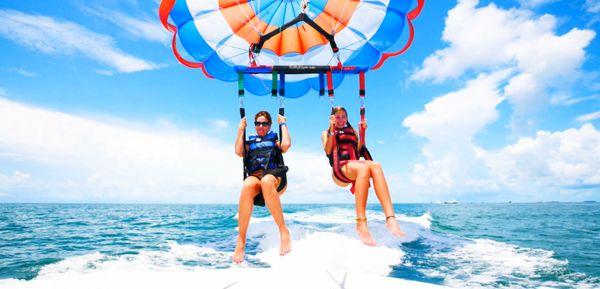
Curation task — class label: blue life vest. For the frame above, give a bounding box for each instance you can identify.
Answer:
[245,131,283,174]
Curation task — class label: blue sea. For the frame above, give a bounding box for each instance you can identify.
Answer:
[0,203,599,288]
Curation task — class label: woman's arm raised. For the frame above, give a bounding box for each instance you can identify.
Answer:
[278,114,291,153]
[234,117,246,157]
[322,115,335,155]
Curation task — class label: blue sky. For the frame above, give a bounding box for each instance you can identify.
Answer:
[0,0,598,203]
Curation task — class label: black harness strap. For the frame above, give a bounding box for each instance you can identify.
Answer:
[238,72,287,206]
[252,13,339,56]
[238,73,247,179]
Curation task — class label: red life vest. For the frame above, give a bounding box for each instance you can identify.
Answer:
[328,125,373,193]
[330,125,359,162]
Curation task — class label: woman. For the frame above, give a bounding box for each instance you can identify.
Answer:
[233,111,291,263]
[322,106,405,246]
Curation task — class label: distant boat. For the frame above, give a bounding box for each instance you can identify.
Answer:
[444,200,458,204]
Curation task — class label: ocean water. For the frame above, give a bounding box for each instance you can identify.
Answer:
[0,203,598,288]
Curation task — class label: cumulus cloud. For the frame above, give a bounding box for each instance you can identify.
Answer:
[399,0,600,200]
[413,0,594,83]
[404,71,509,144]
[403,72,508,194]
[0,97,336,203]
[479,124,600,191]
[412,0,595,134]
[405,113,600,199]
[0,9,158,73]
[403,74,600,199]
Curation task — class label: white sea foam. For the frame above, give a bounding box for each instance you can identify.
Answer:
[0,267,453,289]
[2,206,594,289]
[240,211,417,276]
[0,207,427,289]
[421,238,599,289]
[36,241,232,278]
[249,207,432,229]
[0,236,447,289]
[237,209,436,276]
[257,231,404,275]
[248,207,432,246]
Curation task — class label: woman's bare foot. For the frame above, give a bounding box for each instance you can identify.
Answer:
[356,218,376,246]
[232,237,245,264]
[385,216,406,237]
[279,228,292,255]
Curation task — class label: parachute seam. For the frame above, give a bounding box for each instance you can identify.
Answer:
[309,2,348,34]
[234,0,261,34]
[332,0,353,33]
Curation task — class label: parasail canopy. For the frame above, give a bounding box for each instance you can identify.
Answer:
[160,0,424,98]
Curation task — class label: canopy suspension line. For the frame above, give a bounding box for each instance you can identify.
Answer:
[238,73,248,179]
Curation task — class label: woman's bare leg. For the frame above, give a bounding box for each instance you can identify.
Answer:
[367,161,405,237]
[260,175,291,255]
[233,177,260,263]
[345,162,376,246]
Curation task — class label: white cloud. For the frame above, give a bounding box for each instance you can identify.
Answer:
[412,1,523,82]
[479,124,600,191]
[412,0,595,135]
[550,93,599,106]
[403,71,600,199]
[0,170,31,187]
[0,97,335,203]
[576,110,600,122]
[95,69,114,76]
[404,71,508,143]
[518,0,558,8]
[210,119,230,130]
[404,0,599,202]
[403,72,508,194]
[587,0,600,13]
[413,0,595,83]
[0,9,158,73]
[7,67,36,77]
[80,5,170,44]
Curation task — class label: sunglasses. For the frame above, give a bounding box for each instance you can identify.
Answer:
[254,121,271,127]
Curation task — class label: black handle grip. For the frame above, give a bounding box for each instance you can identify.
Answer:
[240,107,245,118]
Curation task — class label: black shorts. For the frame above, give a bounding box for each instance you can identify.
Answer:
[248,166,288,207]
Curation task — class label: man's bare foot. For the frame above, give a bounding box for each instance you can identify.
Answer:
[356,218,376,246]
[279,229,292,256]
[385,216,406,237]
[232,237,245,264]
